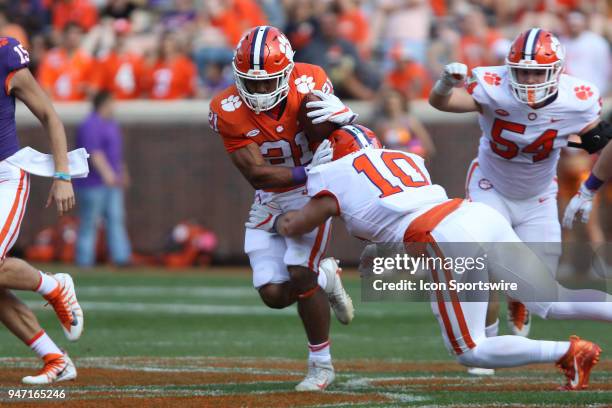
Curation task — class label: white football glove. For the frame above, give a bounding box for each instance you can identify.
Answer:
[305,89,358,125]
[433,62,468,96]
[562,183,595,229]
[306,139,333,171]
[245,202,283,232]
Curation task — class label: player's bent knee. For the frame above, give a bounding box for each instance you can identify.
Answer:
[457,351,480,368]
[258,283,290,309]
[288,266,317,294]
[456,344,490,368]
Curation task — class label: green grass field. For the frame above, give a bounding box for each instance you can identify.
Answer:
[0,265,610,407]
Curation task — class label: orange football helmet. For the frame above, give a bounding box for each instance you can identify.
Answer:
[232,26,295,113]
[506,28,565,104]
[330,125,382,160]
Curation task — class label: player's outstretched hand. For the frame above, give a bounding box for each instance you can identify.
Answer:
[562,183,594,229]
[305,90,357,125]
[245,202,283,232]
[441,62,468,86]
[307,140,333,170]
[46,179,76,216]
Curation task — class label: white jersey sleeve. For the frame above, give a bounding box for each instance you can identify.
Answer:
[466,67,493,108]
[305,165,341,213]
[558,74,601,132]
[469,66,602,199]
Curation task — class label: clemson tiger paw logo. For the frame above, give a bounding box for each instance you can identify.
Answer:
[574,85,593,100]
[221,95,242,111]
[277,35,294,60]
[484,72,501,86]
[295,75,315,94]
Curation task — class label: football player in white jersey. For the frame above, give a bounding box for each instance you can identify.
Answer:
[247,125,612,391]
[428,28,610,351]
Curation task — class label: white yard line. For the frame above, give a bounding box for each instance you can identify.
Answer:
[24,300,413,317]
[25,301,297,316]
[76,286,255,298]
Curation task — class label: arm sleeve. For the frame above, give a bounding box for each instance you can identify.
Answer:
[578,87,602,131]
[307,168,341,215]
[465,68,488,107]
[208,103,253,153]
[311,64,334,94]
[3,37,29,73]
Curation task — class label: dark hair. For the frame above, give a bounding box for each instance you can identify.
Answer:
[93,91,112,111]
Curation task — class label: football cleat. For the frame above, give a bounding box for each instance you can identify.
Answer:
[556,335,601,390]
[319,258,354,325]
[44,274,84,342]
[295,360,335,391]
[507,300,530,337]
[22,353,77,385]
[467,367,495,376]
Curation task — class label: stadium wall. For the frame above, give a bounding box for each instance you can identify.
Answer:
[13,100,612,263]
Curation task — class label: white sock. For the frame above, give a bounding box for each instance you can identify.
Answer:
[547,288,612,321]
[539,340,570,362]
[459,336,569,368]
[485,319,499,337]
[317,270,328,291]
[35,272,59,296]
[308,340,331,363]
[27,330,62,359]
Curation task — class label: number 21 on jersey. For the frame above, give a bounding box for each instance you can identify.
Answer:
[353,151,429,197]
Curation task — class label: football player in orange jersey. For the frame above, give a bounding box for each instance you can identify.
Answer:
[209,26,358,391]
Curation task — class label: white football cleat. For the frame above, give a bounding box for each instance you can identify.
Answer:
[507,301,530,337]
[44,273,84,341]
[22,353,77,385]
[295,360,335,391]
[467,367,495,376]
[320,258,354,325]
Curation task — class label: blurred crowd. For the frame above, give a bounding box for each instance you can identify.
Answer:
[1,0,609,105]
[6,0,609,267]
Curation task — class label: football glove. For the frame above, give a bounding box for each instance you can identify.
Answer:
[562,183,595,229]
[307,140,333,170]
[245,202,283,232]
[305,90,358,125]
[433,62,468,96]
